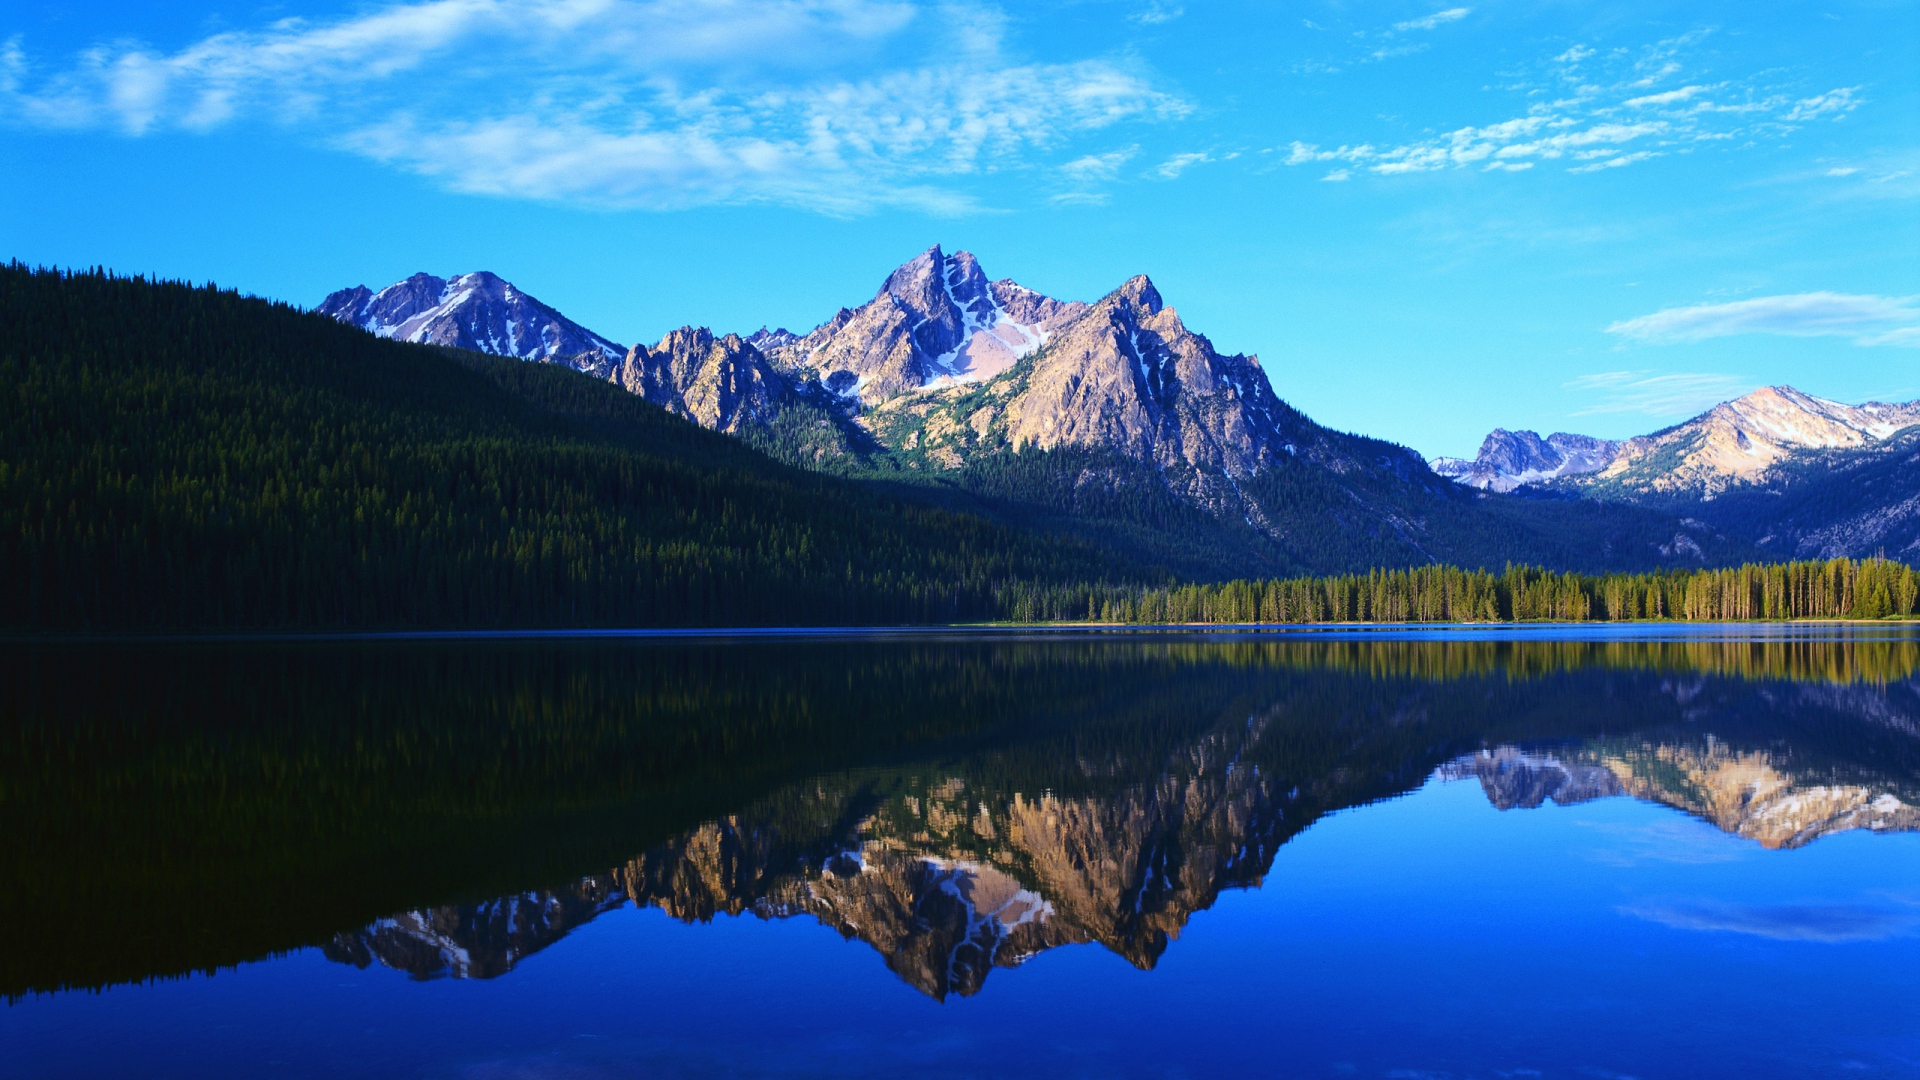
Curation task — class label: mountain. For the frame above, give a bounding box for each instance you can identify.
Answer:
[729,247,1750,576]
[1431,430,1621,492]
[1439,386,1920,563]
[610,326,784,435]
[1586,385,1920,498]
[1695,424,1920,562]
[754,245,1088,402]
[317,271,624,371]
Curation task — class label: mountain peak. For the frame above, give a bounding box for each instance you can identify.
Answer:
[1112,274,1163,315]
[317,270,623,366]
[1431,429,1622,492]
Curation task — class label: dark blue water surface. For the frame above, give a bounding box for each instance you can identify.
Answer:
[5,630,1919,1077]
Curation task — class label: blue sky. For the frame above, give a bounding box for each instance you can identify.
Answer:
[2,0,1915,458]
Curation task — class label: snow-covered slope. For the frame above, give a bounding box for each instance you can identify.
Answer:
[317,272,624,371]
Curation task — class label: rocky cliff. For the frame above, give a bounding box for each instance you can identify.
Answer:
[612,327,786,435]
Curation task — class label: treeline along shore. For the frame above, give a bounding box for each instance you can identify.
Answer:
[998,557,1920,625]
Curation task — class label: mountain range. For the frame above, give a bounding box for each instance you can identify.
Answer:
[322,248,1777,576]
[1440,385,1920,561]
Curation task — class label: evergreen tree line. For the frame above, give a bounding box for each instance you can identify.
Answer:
[995,557,1920,624]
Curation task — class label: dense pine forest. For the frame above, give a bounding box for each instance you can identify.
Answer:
[0,265,1158,630]
[997,557,1920,624]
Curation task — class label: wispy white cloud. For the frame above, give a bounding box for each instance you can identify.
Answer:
[1059,146,1138,181]
[1155,150,1212,179]
[1282,32,1862,179]
[1566,370,1755,417]
[1784,86,1861,122]
[1623,84,1706,108]
[1607,292,1920,346]
[0,0,1185,214]
[1394,7,1470,32]
[1129,2,1184,25]
[1364,42,1430,63]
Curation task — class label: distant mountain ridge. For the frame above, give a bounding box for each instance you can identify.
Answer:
[1587,385,1920,497]
[1436,385,1920,562]
[1439,386,1920,497]
[1432,430,1621,493]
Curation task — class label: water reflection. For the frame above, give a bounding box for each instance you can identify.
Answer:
[6,632,1919,1002]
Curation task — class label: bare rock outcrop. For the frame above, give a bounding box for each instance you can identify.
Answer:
[612,327,784,434]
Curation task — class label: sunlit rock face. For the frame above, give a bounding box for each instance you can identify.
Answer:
[613,327,785,435]
[316,272,625,371]
[755,246,1086,404]
[1594,386,1920,497]
[994,275,1303,479]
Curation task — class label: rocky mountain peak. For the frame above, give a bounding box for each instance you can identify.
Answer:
[1432,429,1622,492]
[1591,383,1920,497]
[316,270,624,369]
[747,326,802,352]
[613,326,783,435]
[757,245,1083,402]
[1111,274,1164,315]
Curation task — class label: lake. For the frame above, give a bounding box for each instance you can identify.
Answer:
[5,627,1920,1078]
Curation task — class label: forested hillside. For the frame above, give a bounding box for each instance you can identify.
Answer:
[0,266,1158,630]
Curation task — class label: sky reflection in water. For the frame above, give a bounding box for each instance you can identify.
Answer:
[5,630,1920,1078]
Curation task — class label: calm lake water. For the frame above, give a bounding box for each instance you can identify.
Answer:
[6,627,1920,1078]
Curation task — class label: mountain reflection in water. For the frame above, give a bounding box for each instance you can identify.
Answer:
[6,633,1920,1003]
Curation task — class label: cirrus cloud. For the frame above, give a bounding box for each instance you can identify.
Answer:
[1282,31,1864,180]
[1607,292,1920,346]
[0,0,1186,215]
